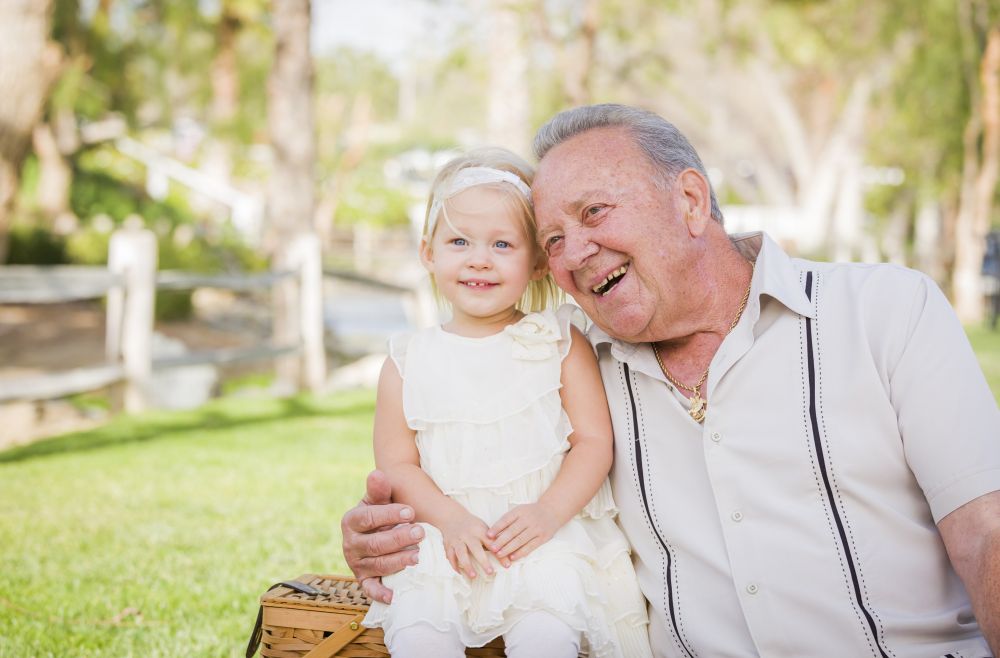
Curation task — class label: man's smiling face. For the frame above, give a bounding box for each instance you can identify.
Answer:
[532,126,698,344]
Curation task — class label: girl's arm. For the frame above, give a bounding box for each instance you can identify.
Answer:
[487,326,613,561]
[373,357,495,578]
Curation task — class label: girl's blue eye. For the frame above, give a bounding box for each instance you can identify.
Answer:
[495,240,510,249]
[452,238,467,246]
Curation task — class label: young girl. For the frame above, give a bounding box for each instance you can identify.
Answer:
[363,148,652,658]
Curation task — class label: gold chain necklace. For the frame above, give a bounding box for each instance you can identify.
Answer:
[652,264,754,424]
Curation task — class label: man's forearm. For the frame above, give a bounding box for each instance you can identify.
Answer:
[938,491,1000,654]
[971,529,1000,656]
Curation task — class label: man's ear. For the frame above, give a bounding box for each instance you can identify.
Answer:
[418,237,434,273]
[677,168,712,237]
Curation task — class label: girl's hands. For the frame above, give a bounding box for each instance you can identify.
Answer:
[440,512,495,579]
[487,502,561,562]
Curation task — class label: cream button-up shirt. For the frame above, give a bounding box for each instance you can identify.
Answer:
[592,232,1000,658]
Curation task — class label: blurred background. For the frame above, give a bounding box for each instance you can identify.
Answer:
[2,0,999,443]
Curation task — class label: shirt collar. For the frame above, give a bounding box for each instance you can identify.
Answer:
[587,231,816,359]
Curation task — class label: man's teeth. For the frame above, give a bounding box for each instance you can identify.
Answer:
[592,265,629,294]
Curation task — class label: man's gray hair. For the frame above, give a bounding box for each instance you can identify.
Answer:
[533,104,723,223]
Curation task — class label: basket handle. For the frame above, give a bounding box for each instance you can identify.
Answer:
[303,612,367,658]
[245,580,325,658]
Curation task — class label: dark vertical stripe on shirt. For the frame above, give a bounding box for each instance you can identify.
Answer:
[804,271,891,658]
[623,362,696,658]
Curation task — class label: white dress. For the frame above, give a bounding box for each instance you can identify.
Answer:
[363,305,652,657]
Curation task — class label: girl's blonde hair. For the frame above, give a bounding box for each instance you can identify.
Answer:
[422,147,561,313]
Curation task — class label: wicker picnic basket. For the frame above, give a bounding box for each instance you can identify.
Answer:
[246,574,505,657]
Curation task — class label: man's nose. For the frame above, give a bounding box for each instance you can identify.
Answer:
[560,230,599,270]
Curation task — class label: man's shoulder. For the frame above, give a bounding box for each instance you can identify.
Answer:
[793,258,933,299]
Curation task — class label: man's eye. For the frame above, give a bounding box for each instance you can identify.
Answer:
[495,240,510,249]
[585,205,604,217]
[545,235,564,255]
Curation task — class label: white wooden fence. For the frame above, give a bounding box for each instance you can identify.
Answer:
[0,227,325,412]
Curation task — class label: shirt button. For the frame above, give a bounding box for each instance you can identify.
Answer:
[746,583,759,595]
[731,510,744,522]
[711,432,722,442]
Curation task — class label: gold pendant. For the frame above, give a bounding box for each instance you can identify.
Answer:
[689,393,706,423]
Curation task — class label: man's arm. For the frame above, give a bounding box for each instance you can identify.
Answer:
[937,490,1000,655]
[341,470,424,604]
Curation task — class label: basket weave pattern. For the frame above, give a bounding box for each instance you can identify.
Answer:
[258,574,505,657]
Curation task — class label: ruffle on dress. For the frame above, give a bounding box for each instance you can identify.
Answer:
[364,523,649,657]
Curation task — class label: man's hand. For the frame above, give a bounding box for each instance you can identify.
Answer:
[487,502,561,563]
[341,470,425,604]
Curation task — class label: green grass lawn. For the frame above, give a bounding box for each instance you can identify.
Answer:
[1,329,997,658]
[0,390,376,658]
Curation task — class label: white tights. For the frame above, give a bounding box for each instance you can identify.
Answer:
[387,611,581,658]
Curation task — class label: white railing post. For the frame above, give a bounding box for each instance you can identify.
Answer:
[290,232,326,391]
[107,226,157,412]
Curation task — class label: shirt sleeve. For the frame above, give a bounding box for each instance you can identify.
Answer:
[387,331,412,378]
[555,303,588,360]
[889,274,1000,522]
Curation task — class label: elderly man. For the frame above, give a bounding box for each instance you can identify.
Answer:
[342,104,1000,657]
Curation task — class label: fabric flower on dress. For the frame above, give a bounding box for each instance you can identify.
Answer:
[505,313,560,360]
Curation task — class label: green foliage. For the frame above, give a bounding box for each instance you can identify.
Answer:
[69,171,183,227]
[53,0,143,122]
[52,135,268,322]
[334,176,414,228]
[225,24,273,143]
[868,0,967,196]
[967,325,1000,403]
[0,390,376,657]
[68,146,195,227]
[5,225,67,265]
[315,48,399,123]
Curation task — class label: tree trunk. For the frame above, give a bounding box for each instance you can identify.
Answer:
[314,94,371,247]
[794,73,873,257]
[535,0,599,107]
[267,0,322,392]
[0,0,61,262]
[915,191,946,282]
[488,0,530,158]
[32,107,78,228]
[881,190,912,267]
[211,5,241,127]
[204,1,243,184]
[952,23,1000,322]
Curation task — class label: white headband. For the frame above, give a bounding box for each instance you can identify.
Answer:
[427,166,532,235]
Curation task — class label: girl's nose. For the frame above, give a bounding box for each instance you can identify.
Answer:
[466,245,492,269]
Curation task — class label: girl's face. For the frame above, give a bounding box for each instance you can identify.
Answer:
[420,185,544,334]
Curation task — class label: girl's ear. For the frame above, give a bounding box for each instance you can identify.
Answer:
[419,237,434,273]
